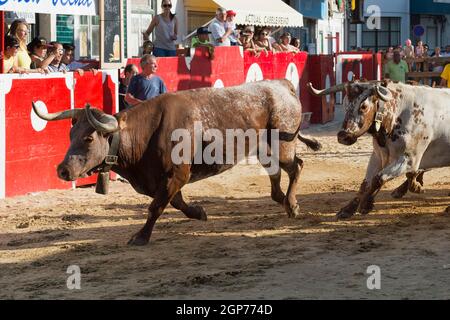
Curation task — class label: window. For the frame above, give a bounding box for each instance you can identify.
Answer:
[348,23,357,50]
[78,15,100,59]
[361,17,401,51]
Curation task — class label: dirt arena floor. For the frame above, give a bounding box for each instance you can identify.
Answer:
[1,107,450,300]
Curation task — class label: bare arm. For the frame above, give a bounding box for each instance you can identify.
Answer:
[125,93,143,107]
[34,53,56,69]
[143,16,158,40]
[173,16,178,40]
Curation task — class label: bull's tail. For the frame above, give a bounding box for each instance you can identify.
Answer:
[298,134,322,151]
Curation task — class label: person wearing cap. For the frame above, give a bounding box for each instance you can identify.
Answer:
[240,27,261,56]
[208,8,231,47]
[28,36,55,70]
[191,27,215,59]
[225,10,239,46]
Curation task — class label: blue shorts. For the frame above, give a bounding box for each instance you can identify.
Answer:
[153,47,177,57]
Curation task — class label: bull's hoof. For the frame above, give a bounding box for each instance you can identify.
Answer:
[336,209,354,220]
[286,204,302,219]
[127,233,150,246]
[359,197,374,215]
[409,182,425,194]
[193,206,208,221]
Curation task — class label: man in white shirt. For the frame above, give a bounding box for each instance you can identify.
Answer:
[208,7,231,47]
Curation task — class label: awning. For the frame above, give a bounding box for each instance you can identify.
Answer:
[185,0,304,27]
[0,0,98,16]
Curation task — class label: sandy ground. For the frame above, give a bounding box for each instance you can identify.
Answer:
[1,106,450,300]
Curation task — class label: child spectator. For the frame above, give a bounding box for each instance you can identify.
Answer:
[191,27,215,59]
[225,10,239,46]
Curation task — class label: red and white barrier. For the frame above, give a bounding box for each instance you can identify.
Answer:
[0,47,325,199]
[0,71,118,198]
[335,52,382,103]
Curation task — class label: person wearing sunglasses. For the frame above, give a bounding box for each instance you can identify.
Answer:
[254,28,274,53]
[47,42,70,73]
[143,0,178,57]
[3,35,20,73]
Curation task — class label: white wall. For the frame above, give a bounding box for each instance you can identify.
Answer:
[317,12,345,54]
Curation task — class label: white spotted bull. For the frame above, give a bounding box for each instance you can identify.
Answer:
[308,80,450,219]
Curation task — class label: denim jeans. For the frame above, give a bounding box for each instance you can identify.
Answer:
[153,47,177,57]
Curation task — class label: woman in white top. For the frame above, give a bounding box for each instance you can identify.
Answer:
[143,0,178,57]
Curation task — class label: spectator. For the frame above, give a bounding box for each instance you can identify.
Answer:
[291,37,301,50]
[384,50,409,83]
[3,35,20,73]
[239,27,262,56]
[208,7,230,47]
[27,36,54,70]
[191,27,215,59]
[403,39,415,58]
[47,42,69,73]
[441,45,450,57]
[384,47,394,61]
[142,40,154,55]
[143,0,178,57]
[254,28,273,52]
[125,54,167,107]
[440,63,450,88]
[278,32,300,53]
[119,64,139,111]
[61,44,97,75]
[7,19,32,69]
[415,40,425,58]
[225,10,239,46]
[423,44,430,57]
[431,47,444,86]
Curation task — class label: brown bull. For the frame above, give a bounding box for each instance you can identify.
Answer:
[33,79,321,245]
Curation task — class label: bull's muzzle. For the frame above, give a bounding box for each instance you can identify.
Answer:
[337,131,358,146]
[57,164,75,182]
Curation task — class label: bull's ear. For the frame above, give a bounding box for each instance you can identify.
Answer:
[376,86,393,102]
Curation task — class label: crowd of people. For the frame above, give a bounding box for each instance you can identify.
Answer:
[380,39,450,87]
[141,1,302,59]
[2,19,95,75]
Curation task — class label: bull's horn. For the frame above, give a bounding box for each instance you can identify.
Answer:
[375,86,393,102]
[32,102,82,121]
[85,104,119,133]
[307,83,346,96]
